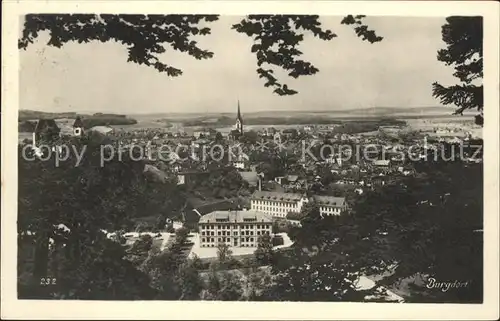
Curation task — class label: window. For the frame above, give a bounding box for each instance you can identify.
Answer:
[250,237,253,242]
[202,238,205,242]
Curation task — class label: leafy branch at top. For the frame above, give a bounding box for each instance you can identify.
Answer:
[19,14,219,77]
[19,14,383,96]
[431,16,483,123]
[232,14,383,95]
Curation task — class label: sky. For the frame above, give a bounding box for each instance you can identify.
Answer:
[19,15,458,114]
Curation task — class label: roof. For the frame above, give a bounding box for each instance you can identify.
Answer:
[193,138,210,145]
[373,159,390,166]
[34,119,60,133]
[199,210,272,224]
[89,125,114,134]
[312,195,346,207]
[189,198,240,216]
[143,164,168,183]
[286,175,299,182]
[239,171,259,186]
[73,117,83,128]
[251,191,304,202]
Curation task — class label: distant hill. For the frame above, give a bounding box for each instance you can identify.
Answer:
[19,110,87,121]
[129,106,464,120]
[340,106,463,116]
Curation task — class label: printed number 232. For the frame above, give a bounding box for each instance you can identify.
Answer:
[40,277,56,285]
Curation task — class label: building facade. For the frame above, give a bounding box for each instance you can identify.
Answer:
[250,191,347,218]
[198,210,272,248]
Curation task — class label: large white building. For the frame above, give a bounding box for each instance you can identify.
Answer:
[250,191,347,218]
[198,210,272,248]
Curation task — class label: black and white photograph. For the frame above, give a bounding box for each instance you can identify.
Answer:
[2,0,499,320]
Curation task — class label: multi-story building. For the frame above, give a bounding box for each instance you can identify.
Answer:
[250,191,347,218]
[198,210,272,248]
[250,191,306,218]
[313,195,348,216]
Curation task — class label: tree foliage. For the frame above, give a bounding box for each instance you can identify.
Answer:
[254,233,274,265]
[17,133,185,299]
[261,158,483,303]
[432,16,483,124]
[19,14,382,96]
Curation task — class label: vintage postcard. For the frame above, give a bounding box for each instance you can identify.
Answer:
[2,0,499,320]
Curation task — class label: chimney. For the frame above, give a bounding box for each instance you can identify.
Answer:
[258,176,262,191]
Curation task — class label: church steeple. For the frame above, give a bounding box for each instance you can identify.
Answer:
[237,100,242,120]
[235,100,243,134]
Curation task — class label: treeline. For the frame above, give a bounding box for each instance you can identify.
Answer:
[18,115,138,132]
[19,110,82,121]
[81,116,137,129]
[17,134,185,299]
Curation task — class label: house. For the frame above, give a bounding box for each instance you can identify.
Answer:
[273,132,282,145]
[282,175,301,190]
[239,171,263,190]
[281,128,297,139]
[176,170,211,187]
[193,129,214,139]
[371,175,387,187]
[373,159,391,171]
[274,176,286,185]
[231,153,249,170]
[313,195,347,216]
[286,211,308,227]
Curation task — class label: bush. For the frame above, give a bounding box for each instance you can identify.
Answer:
[272,219,291,234]
[227,258,243,269]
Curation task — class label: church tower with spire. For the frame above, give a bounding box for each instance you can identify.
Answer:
[235,100,244,134]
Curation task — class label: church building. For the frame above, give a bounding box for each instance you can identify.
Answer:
[73,116,84,137]
[235,100,243,135]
